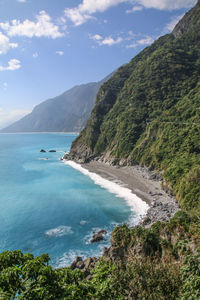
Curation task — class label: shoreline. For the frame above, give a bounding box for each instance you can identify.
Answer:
[78,161,180,227]
[64,160,149,226]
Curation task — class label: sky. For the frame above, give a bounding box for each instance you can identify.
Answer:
[0,0,197,128]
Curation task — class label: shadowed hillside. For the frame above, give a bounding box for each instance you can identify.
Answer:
[1,73,112,133]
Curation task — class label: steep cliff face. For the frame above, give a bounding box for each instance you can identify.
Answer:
[66,1,200,211]
[172,0,200,38]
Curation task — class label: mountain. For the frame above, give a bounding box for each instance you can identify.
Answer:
[1,73,112,133]
[1,3,200,299]
[66,1,200,213]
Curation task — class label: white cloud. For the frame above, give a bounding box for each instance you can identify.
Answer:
[126,43,137,48]
[17,0,26,2]
[0,32,18,55]
[164,14,184,32]
[64,0,197,26]
[0,59,21,71]
[56,50,64,56]
[91,31,154,48]
[65,0,126,26]
[33,52,38,58]
[138,36,154,45]
[137,0,197,10]
[126,35,154,48]
[90,34,123,46]
[126,5,143,13]
[65,9,94,26]
[0,11,64,39]
[90,34,103,41]
[0,108,31,129]
[100,36,123,46]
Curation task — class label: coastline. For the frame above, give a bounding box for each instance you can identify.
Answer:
[76,160,180,227]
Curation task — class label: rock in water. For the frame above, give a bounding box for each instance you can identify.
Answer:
[90,230,107,243]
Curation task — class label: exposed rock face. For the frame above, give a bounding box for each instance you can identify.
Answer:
[64,65,131,163]
[70,256,98,278]
[90,230,107,243]
[172,0,200,38]
[40,149,46,153]
[64,143,93,163]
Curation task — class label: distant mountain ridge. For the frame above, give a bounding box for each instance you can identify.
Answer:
[1,73,112,133]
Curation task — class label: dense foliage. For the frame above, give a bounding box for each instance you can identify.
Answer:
[70,1,200,215]
[1,2,200,299]
[0,216,199,299]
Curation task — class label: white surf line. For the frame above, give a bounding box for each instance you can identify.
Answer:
[64,160,149,223]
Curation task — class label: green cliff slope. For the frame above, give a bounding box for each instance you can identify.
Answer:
[67,1,200,214]
[1,3,200,299]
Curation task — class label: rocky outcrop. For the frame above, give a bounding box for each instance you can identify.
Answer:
[172,0,200,38]
[90,230,107,243]
[142,199,180,227]
[64,142,94,163]
[70,256,98,279]
[40,149,46,153]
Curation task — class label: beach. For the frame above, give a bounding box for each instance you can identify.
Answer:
[82,161,180,227]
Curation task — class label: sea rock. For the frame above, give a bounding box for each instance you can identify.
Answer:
[90,230,107,243]
[40,149,46,153]
[70,256,83,270]
[49,150,56,152]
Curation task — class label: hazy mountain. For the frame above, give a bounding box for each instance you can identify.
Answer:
[1,73,112,133]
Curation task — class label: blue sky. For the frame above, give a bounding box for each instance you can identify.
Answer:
[0,0,197,128]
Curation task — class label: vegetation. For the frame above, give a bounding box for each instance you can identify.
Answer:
[0,218,199,299]
[71,0,200,216]
[1,1,200,299]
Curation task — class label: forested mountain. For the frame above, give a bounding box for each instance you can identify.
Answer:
[1,73,112,133]
[67,0,200,214]
[1,2,200,299]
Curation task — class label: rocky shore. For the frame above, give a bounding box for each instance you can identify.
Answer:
[81,161,180,227]
[64,158,180,273]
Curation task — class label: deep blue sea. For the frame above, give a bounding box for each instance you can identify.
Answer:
[0,133,148,268]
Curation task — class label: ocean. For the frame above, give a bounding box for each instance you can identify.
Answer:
[0,133,147,268]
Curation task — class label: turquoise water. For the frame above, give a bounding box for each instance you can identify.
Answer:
[0,133,141,268]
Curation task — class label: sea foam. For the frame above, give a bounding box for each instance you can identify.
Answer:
[45,225,73,237]
[55,244,107,269]
[65,160,149,225]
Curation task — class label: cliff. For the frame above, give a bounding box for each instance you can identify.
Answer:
[66,1,200,213]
